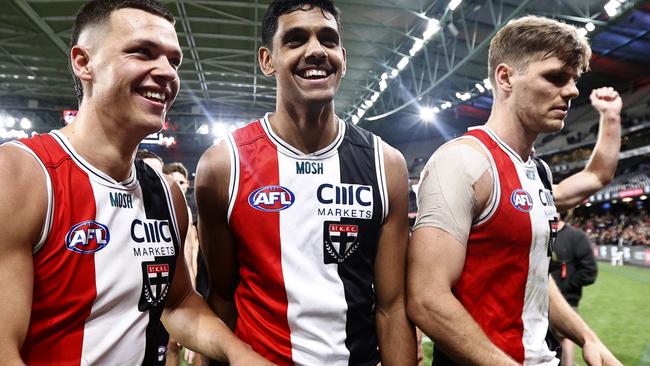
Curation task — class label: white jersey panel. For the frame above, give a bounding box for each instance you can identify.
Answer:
[512,162,558,366]
[278,151,351,366]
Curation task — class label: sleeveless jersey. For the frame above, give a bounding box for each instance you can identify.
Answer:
[225,114,389,366]
[12,131,181,365]
[433,127,559,366]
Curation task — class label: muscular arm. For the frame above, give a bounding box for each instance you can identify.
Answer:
[554,87,622,212]
[374,143,417,365]
[548,278,621,366]
[0,145,47,365]
[195,142,239,330]
[406,141,518,366]
[162,172,271,365]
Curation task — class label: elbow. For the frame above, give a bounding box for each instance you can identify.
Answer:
[406,289,439,329]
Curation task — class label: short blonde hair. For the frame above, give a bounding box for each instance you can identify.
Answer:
[488,16,591,90]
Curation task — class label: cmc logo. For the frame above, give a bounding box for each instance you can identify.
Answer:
[511,189,533,212]
[248,185,295,212]
[65,220,110,254]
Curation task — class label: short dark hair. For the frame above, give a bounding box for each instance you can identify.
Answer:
[136,149,163,164]
[70,0,175,103]
[163,162,188,179]
[261,0,341,49]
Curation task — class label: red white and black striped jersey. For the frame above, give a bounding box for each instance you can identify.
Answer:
[433,127,559,366]
[224,114,389,366]
[11,131,181,365]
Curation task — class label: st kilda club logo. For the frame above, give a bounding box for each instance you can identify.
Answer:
[138,259,174,311]
[323,221,361,264]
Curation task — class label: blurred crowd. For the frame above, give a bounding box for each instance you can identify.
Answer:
[570,210,650,246]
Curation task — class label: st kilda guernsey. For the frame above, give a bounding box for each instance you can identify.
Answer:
[12,130,181,365]
[225,114,389,366]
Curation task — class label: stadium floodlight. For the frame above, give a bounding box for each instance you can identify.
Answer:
[351,115,360,124]
[5,116,15,128]
[475,83,485,93]
[381,72,388,80]
[379,79,388,91]
[483,78,492,90]
[420,107,437,122]
[455,92,463,100]
[197,123,209,135]
[397,56,410,71]
[577,28,588,37]
[391,69,399,78]
[448,0,462,11]
[604,0,620,16]
[409,38,424,56]
[356,108,366,118]
[20,117,32,129]
[370,92,380,102]
[212,122,227,137]
[641,195,647,201]
[585,22,596,32]
[364,99,374,109]
[423,18,441,40]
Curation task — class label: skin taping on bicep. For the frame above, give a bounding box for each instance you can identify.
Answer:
[413,143,491,245]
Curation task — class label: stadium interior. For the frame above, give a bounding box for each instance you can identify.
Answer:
[1,0,650,364]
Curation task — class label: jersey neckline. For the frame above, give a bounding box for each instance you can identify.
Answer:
[50,130,139,190]
[469,126,534,167]
[260,112,346,160]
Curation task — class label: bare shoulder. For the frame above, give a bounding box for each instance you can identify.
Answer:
[380,140,407,173]
[196,139,230,188]
[0,143,48,248]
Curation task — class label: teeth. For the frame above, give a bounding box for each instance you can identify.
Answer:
[303,69,327,78]
[141,90,166,102]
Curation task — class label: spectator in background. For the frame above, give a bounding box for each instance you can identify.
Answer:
[551,212,598,366]
[137,148,164,172]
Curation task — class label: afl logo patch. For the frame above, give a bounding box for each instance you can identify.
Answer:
[65,220,110,254]
[511,189,533,212]
[248,185,295,212]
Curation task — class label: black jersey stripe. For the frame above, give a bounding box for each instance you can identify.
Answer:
[336,123,382,365]
[135,159,181,366]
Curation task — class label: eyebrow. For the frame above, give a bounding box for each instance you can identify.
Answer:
[125,39,182,59]
[280,25,340,43]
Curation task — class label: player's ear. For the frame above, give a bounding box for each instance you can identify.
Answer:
[259,46,275,77]
[494,63,514,94]
[341,47,347,77]
[71,45,93,83]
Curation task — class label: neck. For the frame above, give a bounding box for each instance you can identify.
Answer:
[270,100,338,154]
[558,220,566,230]
[60,102,140,181]
[484,97,538,161]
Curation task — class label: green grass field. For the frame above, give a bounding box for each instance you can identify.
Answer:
[422,263,650,366]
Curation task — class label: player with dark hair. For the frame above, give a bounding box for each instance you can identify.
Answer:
[195,1,416,365]
[408,16,622,366]
[0,1,273,364]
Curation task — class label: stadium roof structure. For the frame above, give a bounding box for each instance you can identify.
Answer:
[1,0,650,141]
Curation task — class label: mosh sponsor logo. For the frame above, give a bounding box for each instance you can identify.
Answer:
[323,221,361,264]
[510,189,533,212]
[248,185,295,212]
[296,161,323,175]
[65,220,110,254]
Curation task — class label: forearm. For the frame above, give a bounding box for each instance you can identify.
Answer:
[549,278,597,347]
[585,111,621,184]
[162,291,248,362]
[409,291,518,366]
[376,302,417,366]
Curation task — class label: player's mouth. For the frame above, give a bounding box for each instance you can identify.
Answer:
[295,67,335,82]
[136,88,168,107]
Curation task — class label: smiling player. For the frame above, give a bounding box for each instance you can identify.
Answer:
[195,1,416,365]
[0,1,273,365]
